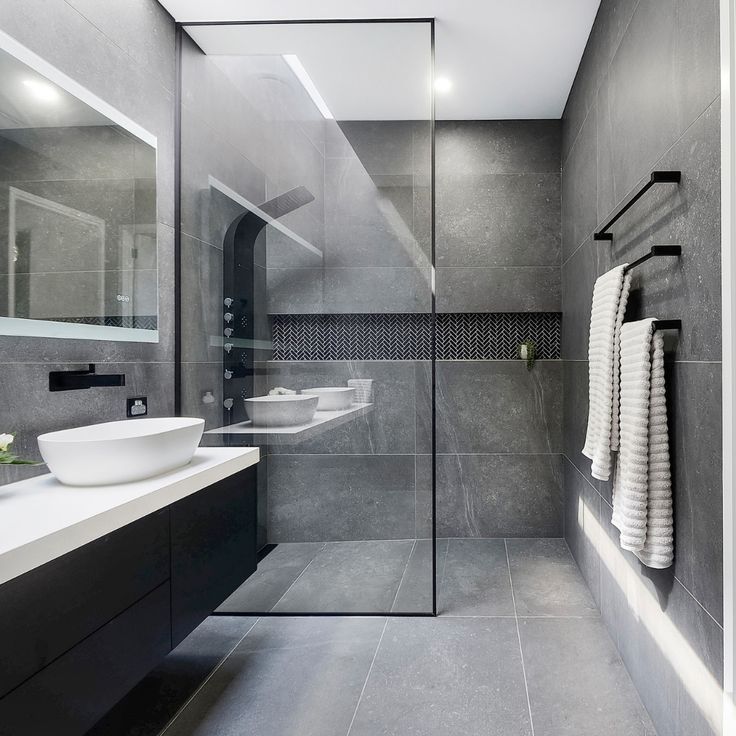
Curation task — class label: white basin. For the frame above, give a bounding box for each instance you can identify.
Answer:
[38,417,205,486]
[244,394,318,427]
[301,387,356,411]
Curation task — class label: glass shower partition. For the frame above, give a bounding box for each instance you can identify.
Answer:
[177,20,435,614]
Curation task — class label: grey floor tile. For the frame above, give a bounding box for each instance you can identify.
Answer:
[165,617,385,736]
[506,538,599,617]
[217,542,325,613]
[438,538,515,616]
[519,618,657,736]
[348,617,532,736]
[88,616,258,736]
[272,540,414,613]
[391,538,449,613]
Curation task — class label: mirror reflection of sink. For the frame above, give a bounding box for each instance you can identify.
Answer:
[301,387,356,411]
[38,417,205,487]
[244,394,318,427]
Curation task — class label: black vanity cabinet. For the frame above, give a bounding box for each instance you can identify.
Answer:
[0,466,257,736]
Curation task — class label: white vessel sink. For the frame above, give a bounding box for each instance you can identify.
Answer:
[301,387,356,411]
[38,417,205,486]
[244,394,318,427]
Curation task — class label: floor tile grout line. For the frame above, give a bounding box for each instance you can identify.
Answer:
[269,542,328,611]
[158,616,261,736]
[504,539,536,736]
[345,617,389,736]
[389,539,417,612]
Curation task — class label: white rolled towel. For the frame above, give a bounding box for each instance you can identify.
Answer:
[582,265,632,481]
[612,318,673,569]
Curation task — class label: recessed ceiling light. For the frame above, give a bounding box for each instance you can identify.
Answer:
[434,77,452,93]
[282,55,334,120]
[23,78,60,102]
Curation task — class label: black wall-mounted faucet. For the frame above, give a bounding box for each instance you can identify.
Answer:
[49,364,126,392]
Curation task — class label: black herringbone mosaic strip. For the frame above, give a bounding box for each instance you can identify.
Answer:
[271,313,560,361]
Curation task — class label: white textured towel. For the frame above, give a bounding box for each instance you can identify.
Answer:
[612,318,673,569]
[582,265,632,481]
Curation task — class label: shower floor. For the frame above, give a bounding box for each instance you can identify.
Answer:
[91,538,657,736]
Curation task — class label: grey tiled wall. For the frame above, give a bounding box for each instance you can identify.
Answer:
[561,1,722,734]
[0,0,176,484]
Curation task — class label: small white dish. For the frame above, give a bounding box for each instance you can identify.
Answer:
[244,394,318,427]
[301,387,356,411]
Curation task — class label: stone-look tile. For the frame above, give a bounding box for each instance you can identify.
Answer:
[561,235,612,361]
[164,617,385,736]
[180,234,223,363]
[0,361,174,485]
[391,538,448,613]
[267,267,324,314]
[436,266,561,312]
[324,157,422,268]
[561,100,598,262]
[88,616,258,736]
[267,454,415,542]
[519,617,657,736]
[329,121,416,174]
[418,361,563,454]
[217,543,325,613]
[562,361,612,503]
[596,0,719,219]
[563,457,602,607]
[598,507,724,736]
[272,541,414,613]
[438,538,515,616]
[562,0,641,164]
[264,361,417,455]
[668,361,723,624]
[416,454,563,539]
[608,98,722,362]
[324,267,432,314]
[180,362,223,431]
[506,538,599,617]
[65,0,176,93]
[437,120,561,175]
[349,618,532,736]
[436,173,561,267]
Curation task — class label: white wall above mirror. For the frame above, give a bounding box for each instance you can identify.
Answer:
[0,29,158,343]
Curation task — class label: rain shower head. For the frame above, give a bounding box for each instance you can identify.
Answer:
[259,186,315,220]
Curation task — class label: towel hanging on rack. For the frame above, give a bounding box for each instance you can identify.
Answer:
[582,264,631,481]
[612,318,673,569]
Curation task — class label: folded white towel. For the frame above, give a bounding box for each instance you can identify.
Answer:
[582,265,632,481]
[612,318,673,569]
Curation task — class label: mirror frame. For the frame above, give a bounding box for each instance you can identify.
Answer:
[0,28,159,343]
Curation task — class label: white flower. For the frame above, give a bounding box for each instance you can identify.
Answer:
[0,434,14,452]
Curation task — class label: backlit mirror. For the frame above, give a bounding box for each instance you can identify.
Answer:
[0,32,158,342]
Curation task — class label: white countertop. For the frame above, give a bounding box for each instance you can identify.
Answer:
[0,447,259,586]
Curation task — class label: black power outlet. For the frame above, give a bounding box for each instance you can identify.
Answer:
[126,397,148,418]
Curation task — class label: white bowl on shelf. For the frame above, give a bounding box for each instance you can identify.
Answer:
[301,387,356,411]
[38,417,204,486]
[244,394,318,427]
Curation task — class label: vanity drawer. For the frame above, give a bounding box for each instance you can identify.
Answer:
[170,467,257,646]
[0,509,169,698]
[0,582,171,736]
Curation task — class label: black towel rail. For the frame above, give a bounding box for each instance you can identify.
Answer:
[594,171,681,241]
[652,320,681,331]
[623,245,682,274]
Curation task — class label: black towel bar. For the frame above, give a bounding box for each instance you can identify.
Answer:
[623,245,682,274]
[652,320,681,331]
[594,171,681,241]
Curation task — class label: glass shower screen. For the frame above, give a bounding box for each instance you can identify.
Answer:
[178,20,435,614]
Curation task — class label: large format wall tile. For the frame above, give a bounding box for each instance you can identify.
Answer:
[436,172,560,268]
[268,454,415,542]
[416,453,563,538]
[418,361,563,454]
[264,361,418,455]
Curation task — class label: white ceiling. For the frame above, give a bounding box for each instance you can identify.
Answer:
[158,0,601,120]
